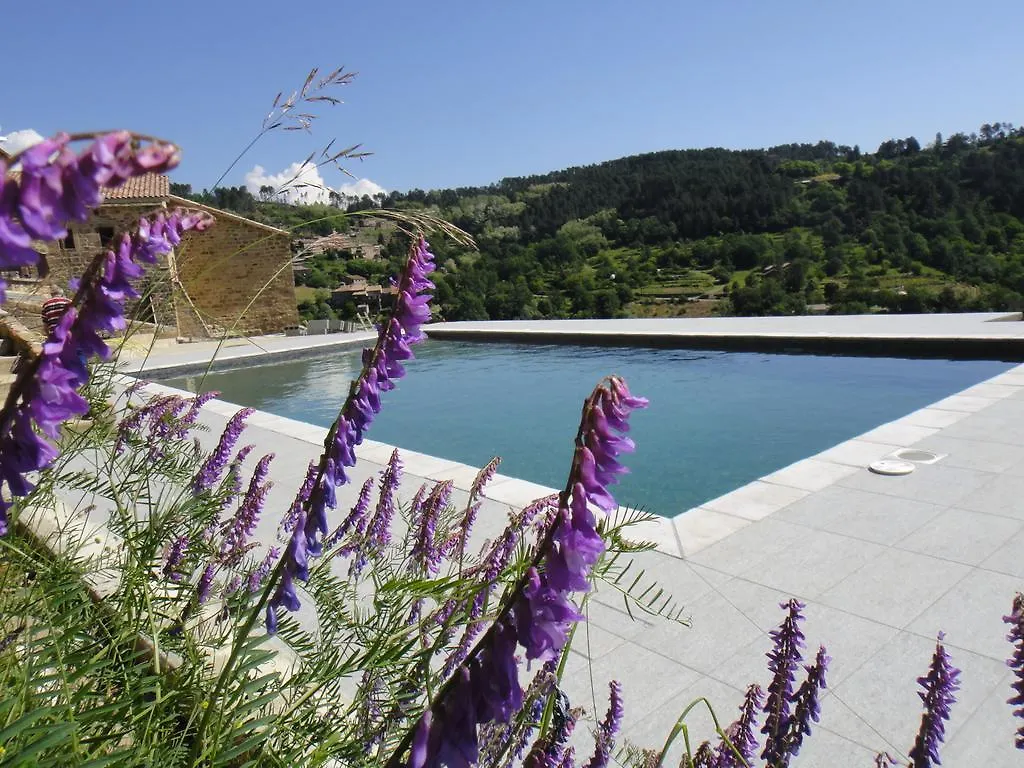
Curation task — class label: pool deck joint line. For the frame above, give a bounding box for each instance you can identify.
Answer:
[130,316,1024,764]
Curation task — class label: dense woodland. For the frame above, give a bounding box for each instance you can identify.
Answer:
[175,123,1024,321]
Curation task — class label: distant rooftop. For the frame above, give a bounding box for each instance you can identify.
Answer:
[102,173,169,201]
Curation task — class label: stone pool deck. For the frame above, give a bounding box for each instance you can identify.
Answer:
[427,312,1024,358]
[115,329,378,377]
[126,323,1024,765]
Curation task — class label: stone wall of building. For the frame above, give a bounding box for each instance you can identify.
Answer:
[172,203,298,338]
[43,204,177,328]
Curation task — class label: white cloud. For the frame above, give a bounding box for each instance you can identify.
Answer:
[0,128,44,157]
[244,161,385,206]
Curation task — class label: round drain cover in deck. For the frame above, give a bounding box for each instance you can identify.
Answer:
[893,449,941,463]
[869,459,916,476]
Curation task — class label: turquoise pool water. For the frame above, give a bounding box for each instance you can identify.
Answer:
[162,342,1013,516]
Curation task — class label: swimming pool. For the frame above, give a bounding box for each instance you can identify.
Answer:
[161,342,1013,516]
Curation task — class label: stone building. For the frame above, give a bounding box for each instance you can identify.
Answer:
[26,174,298,339]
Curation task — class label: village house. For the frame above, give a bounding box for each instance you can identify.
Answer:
[5,172,299,339]
[329,274,398,314]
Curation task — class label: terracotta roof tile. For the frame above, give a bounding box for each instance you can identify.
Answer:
[3,170,169,201]
[101,173,169,201]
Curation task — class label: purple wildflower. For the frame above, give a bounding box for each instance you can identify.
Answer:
[399,378,645,768]
[785,645,829,759]
[196,563,216,605]
[266,509,308,635]
[247,546,280,593]
[716,684,763,767]
[908,633,960,768]
[114,395,177,455]
[220,453,274,563]
[471,456,500,498]
[691,742,715,767]
[193,408,254,493]
[0,207,211,534]
[513,567,584,662]
[761,599,806,764]
[174,390,219,439]
[0,131,179,299]
[163,535,190,582]
[368,448,403,550]
[583,681,624,768]
[444,620,486,678]
[1005,592,1024,749]
[545,482,606,593]
[875,754,900,767]
[329,476,375,552]
[281,461,318,536]
[523,689,578,768]
[411,480,453,575]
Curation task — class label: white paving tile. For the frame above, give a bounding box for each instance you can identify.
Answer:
[828,631,1008,754]
[738,528,887,600]
[673,507,751,556]
[702,481,809,521]
[928,394,1000,413]
[482,476,558,507]
[958,382,1020,400]
[563,643,703,725]
[907,568,1024,661]
[958,473,1024,520]
[837,462,996,507]
[941,672,1022,768]
[688,517,810,576]
[814,439,903,467]
[396,450,464,478]
[630,588,764,676]
[898,406,970,429]
[982,528,1024,578]
[620,675,747,764]
[895,507,1023,566]
[820,548,971,628]
[857,422,939,446]
[910,434,1024,473]
[423,462,484,492]
[761,457,858,492]
[774,485,945,545]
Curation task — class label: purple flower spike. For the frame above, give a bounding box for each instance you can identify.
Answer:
[514,567,584,662]
[909,633,960,768]
[471,456,500,498]
[761,599,806,764]
[395,378,644,768]
[546,482,606,593]
[221,453,274,563]
[196,563,216,605]
[281,461,318,536]
[786,645,829,758]
[247,546,280,594]
[412,480,453,575]
[331,476,375,553]
[193,408,254,493]
[1005,593,1024,749]
[583,680,624,768]
[0,207,212,526]
[267,238,436,632]
[717,683,763,768]
[163,535,190,582]
[367,449,403,551]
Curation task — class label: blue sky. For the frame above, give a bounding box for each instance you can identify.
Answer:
[3,0,1022,197]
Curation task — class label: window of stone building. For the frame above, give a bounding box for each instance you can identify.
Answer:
[97,226,115,246]
[61,231,75,249]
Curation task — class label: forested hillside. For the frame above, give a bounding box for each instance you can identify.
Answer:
[180,123,1024,321]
